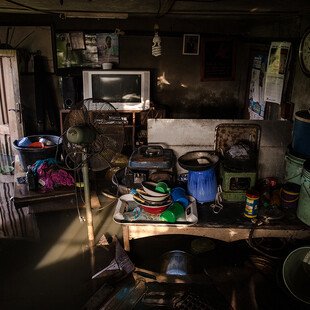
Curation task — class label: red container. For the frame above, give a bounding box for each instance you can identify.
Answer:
[141,204,169,214]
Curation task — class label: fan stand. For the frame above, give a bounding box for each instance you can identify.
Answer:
[82,152,95,247]
[81,151,96,274]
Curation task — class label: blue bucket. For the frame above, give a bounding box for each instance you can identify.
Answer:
[187,168,217,203]
[292,110,310,158]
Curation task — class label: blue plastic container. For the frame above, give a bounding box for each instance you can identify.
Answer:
[171,187,190,208]
[292,110,310,157]
[187,168,217,203]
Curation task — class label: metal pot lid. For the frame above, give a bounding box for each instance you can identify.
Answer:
[178,151,219,171]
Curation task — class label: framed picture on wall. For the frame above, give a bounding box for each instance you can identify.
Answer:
[183,34,200,55]
[201,38,236,80]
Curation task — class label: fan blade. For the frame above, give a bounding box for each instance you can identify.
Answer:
[89,152,110,171]
[62,98,125,172]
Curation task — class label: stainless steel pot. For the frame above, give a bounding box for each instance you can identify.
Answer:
[160,250,194,275]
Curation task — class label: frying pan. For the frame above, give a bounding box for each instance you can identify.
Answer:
[178,151,219,171]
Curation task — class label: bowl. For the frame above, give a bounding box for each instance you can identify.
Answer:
[102,62,113,69]
[141,204,170,214]
[142,181,169,197]
[137,189,169,202]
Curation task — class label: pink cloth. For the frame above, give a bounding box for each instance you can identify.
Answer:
[36,162,75,191]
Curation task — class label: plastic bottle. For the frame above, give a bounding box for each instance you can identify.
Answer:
[26,165,37,191]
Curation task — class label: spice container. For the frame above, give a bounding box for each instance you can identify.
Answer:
[244,190,260,218]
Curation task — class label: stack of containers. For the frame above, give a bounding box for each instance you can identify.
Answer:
[285,110,310,225]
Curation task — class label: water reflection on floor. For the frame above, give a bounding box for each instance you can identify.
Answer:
[0,206,309,310]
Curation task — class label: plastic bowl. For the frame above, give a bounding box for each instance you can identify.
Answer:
[138,189,169,202]
[142,181,169,197]
[141,204,169,214]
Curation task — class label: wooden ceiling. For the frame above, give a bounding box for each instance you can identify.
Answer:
[0,0,310,19]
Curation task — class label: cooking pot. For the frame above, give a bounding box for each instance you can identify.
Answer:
[222,142,258,171]
[160,250,195,275]
[178,151,219,171]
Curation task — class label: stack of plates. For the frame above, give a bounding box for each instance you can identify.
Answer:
[133,182,171,214]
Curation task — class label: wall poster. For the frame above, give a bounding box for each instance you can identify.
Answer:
[263,41,291,104]
[55,31,119,72]
[248,54,268,120]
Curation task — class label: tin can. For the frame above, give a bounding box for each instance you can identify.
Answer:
[244,190,259,218]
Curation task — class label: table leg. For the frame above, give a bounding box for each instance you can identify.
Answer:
[122,226,130,252]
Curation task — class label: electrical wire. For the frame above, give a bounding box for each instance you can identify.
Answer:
[74,169,84,222]
[246,218,285,260]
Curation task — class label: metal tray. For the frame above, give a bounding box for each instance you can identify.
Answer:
[113,194,198,226]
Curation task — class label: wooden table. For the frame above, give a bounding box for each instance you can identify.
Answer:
[13,155,77,213]
[121,202,310,252]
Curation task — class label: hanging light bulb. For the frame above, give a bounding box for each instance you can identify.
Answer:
[152,23,162,57]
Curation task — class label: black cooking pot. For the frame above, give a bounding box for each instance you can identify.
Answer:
[178,151,219,171]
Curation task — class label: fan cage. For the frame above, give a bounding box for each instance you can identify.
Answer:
[62,98,125,171]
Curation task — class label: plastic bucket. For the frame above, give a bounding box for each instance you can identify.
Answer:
[282,246,310,304]
[13,135,62,171]
[280,182,300,209]
[284,146,306,185]
[297,160,310,226]
[187,167,217,203]
[292,110,310,157]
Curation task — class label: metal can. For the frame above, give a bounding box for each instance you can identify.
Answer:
[244,190,260,218]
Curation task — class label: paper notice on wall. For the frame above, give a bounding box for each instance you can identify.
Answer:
[248,55,267,119]
[264,41,291,104]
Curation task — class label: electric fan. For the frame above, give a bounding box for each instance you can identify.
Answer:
[62,98,125,248]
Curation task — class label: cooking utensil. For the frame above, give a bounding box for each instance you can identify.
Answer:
[160,250,194,275]
[178,151,219,171]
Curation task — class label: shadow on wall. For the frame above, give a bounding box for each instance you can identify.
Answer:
[157,86,243,119]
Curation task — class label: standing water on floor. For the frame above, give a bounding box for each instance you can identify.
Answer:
[1,206,309,309]
[0,203,122,310]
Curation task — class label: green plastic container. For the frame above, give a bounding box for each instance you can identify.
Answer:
[282,246,310,304]
[297,160,310,226]
[284,148,306,185]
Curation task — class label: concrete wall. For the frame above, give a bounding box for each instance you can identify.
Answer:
[0,14,309,133]
[147,119,292,180]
